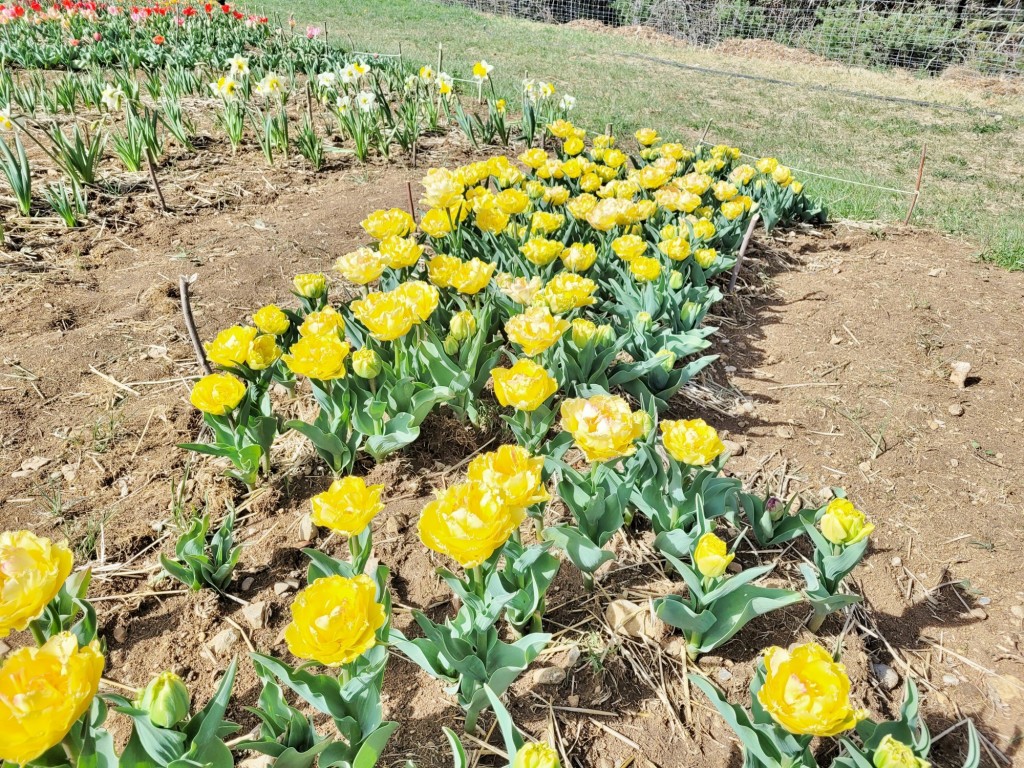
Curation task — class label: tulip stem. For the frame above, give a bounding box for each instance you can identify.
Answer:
[807,607,828,634]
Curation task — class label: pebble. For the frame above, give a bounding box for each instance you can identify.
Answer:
[210,628,239,656]
[273,579,300,595]
[242,601,270,630]
[949,361,972,389]
[942,674,960,687]
[564,645,581,667]
[716,668,733,683]
[297,514,318,542]
[948,404,965,416]
[1010,605,1024,620]
[871,663,899,691]
[567,694,580,707]
[722,439,745,457]
[112,625,128,643]
[977,596,991,606]
[890,556,903,567]
[775,425,795,439]
[533,667,566,686]
[241,577,254,591]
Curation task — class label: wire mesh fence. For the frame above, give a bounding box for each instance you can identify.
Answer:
[441,0,1024,76]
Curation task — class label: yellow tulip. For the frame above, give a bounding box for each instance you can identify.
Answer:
[586,198,636,231]
[284,574,386,666]
[449,258,497,295]
[334,247,387,285]
[418,481,524,568]
[299,306,346,339]
[0,633,103,765]
[562,136,584,156]
[758,642,866,737]
[426,254,461,289]
[693,532,734,578]
[520,237,564,267]
[420,168,465,209]
[530,211,564,235]
[379,236,424,269]
[603,149,627,169]
[658,237,692,262]
[283,335,350,380]
[873,735,930,768]
[310,476,385,536]
[505,306,569,357]
[819,498,874,546]
[351,292,417,341]
[293,273,328,299]
[420,208,454,238]
[512,742,561,768]
[252,305,290,336]
[560,395,648,463]
[635,165,672,190]
[611,234,646,262]
[566,193,597,219]
[772,165,793,186]
[205,325,258,369]
[712,180,739,202]
[547,119,576,139]
[0,531,73,637]
[694,248,718,269]
[496,273,545,306]
[560,242,597,272]
[635,128,659,146]
[491,359,559,411]
[245,334,282,370]
[361,208,415,239]
[495,188,530,215]
[692,218,716,240]
[543,186,569,206]
[395,280,440,321]
[720,200,746,220]
[757,157,779,174]
[629,255,662,282]
[660,418,725,466]
[654,186,702,214]
[475,199,511,235]
[467,445,549,510]
[730,164,757,185]
[539,272,597,314]
[519,148,548,169]
[190,373,246,415]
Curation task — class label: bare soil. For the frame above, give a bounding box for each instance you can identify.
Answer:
[1,139,1022,767]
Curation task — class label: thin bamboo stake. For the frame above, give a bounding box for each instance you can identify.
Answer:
[145,148,168,212]
[179,275,212,374]
[728,212,760,293]
[406,181,417,224]
[904,143,927,224]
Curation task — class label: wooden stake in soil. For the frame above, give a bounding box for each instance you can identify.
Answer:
[145,148,168,212]
[179,275,212,375]
[904,143,927,224]
[699,118,714,144]
[728,212,760,294]
[437,43,443,75]
[305,80,314,124]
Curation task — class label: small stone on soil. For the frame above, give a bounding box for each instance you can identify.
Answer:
[722,439,745,456]
[871,663,899,691]
[949,361,972,389]
[241,577,254,591]
[242,601,270,630]
[948,403,965,416]
[210,628,238,656]
[533,667,566,685]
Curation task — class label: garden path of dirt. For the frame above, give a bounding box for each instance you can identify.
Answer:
[1,143,1022,767]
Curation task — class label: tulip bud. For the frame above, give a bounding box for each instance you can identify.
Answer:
[135,671,190,728]
[594,324,615,346]
[680,300,700,328]
[571,318,597,348]
[656,348,676,372]
[635,311,652,331]
[352,348,382,379]
[449,310,477,342]
[693,532,734,579]
[668,270,684,290]
[443,334,460,356]
[765,496,785,522]
[293,272,327,299]
[512,742,562,768]
[873,735,930,768]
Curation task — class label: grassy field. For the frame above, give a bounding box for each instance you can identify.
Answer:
[270,0,1023,268]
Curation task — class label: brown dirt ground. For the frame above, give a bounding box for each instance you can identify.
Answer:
[1,135,1022,767]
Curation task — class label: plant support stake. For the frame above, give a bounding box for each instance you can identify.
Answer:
[904,143,927,225]
[728,212,760,294]
[145,147,168,212]
[180,275,212,375]
[406,181,417,224]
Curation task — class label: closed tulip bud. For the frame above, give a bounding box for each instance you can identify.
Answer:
[766,496,785,522]
[513,743,561,768]
[449,310,477,342]
[135,671,190,728]
[293,272,328,299]
[352,348,382,379]
[873,735,930,768]
[680,300,700,327]
[594,324,615,346]
[571,318,598,348]
[819,498,874,546]
[693,532,734,578]
[669,270,684,290]
[443,334,461,356]
[656,348,676,372]
[635,311,652,331]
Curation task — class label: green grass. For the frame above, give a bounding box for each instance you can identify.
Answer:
[271,0,1023,269]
